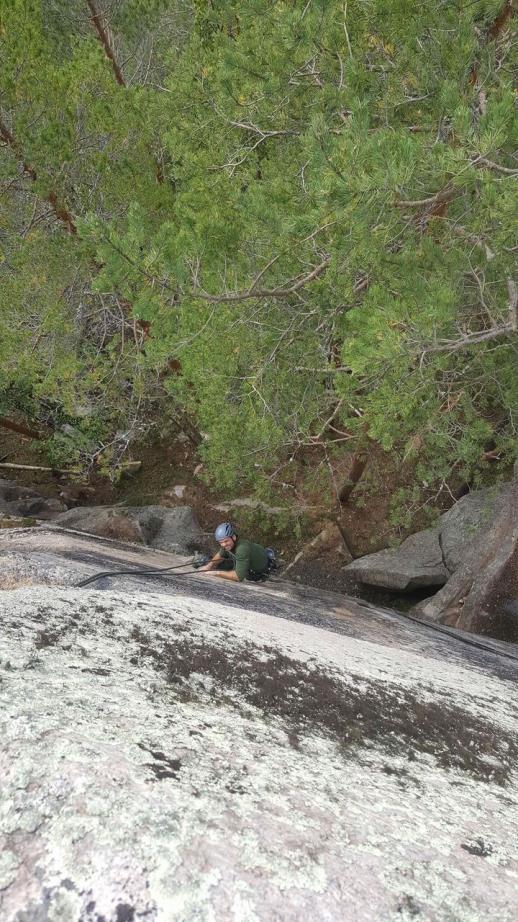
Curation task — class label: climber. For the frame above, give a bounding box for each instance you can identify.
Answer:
[197,522,276,583]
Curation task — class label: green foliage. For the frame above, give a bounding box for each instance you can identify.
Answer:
[1,0,516,507]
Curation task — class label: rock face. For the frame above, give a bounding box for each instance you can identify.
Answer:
[343,483,513,594]
[0,477,65,520]
[54,504,205,554]
[416,480,518,633]
[439,483,513,573]
[343,527,447,591]
[1,526,517,921]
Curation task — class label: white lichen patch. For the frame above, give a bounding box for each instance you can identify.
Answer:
[0,585,517,922]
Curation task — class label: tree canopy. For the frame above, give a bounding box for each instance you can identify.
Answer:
[1,0,516,506]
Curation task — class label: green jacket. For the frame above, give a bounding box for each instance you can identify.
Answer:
[219,538,269,581]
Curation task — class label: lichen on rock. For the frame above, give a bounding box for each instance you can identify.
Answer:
[1,577,517,921]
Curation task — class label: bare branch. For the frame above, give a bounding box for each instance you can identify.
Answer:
[395,186,457,208]
[85,0,126,87]
[425,279,517,354]
[293,365,351,373]
[193,258,331,303]
[228,119,297,140]
[343,2,353,59]
[475,156,518,176]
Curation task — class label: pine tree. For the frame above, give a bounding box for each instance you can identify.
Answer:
[1,1,516,508]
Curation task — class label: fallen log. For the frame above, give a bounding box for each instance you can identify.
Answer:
[0,462,77,475]
[119,460,142,472]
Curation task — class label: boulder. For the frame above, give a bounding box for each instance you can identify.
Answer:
[55,504,205,554]
[343,527,447,591]
[343,482,514,595]
[0,478,40,504]
[0,478,66,520]
[55,507,144,544]
[416,479,518,632]
[439,484,512,572]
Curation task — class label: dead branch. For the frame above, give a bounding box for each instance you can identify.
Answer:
[425,279,517,354]
[86,0,126,87]
[194,258,331,303]
[0,462,75,475]
[475,156,518,176]
[427,325,515,353]
[395,186,457,209]
[228,119,297,140]
[451,225,495,260]
[293,366,351,373]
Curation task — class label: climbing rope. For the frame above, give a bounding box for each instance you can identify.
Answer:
[76,558,202,587]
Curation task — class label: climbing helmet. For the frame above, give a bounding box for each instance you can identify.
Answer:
[214,522,236,541]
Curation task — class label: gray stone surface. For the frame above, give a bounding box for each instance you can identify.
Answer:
[415,480,518,632]
[439,484,512,573]
[342,483,514,594]
[0,477,65,520]
[55,504,205,553]
[343,527,448,591]
[0,526,517,921]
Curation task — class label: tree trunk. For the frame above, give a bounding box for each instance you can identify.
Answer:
[338,452,368,505]
[0,118,77,234]
[0,416,43,440]
[86,0,126,87]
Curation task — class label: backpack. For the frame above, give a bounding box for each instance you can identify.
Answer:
[265,547,277,572]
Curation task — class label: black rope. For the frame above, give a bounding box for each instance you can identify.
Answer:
[76,559,199,588]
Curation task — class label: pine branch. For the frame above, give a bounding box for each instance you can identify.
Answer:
[103,238,331,304]
[0,117,77,234]
[84,1,167,184]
